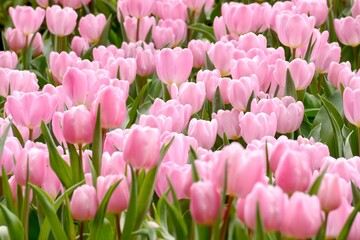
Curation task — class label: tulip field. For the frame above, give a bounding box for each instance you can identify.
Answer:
[2,0,360,239]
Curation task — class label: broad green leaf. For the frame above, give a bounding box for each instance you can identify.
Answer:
[2,167,16,214]
[30,185,68,240]
[98,15,113,46]
[122,166,139,240]
[338,201,360,240]
[0,204,24,240]
[245,91,254,113]
[126,80,150,128]
[254,203,265,240]
[92,105,102,177]
[90,180,121,240]
[119,14,129,43]
[164,199,188,239]
[62,194,76,240]
[351,181,360,205]
[41,122,72,189]
[319,95,343,128]
[205,52,215,70]
[344,130,354,158]
[68,143,85,184]
[10,122,24,146]
[96,218,115,240]
[188,23,217,42]
[308,165,329,195]
[212,86,224,113]
[285,69,296,99]
[0,122,10,159]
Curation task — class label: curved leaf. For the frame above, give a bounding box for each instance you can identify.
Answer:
[0,204,24,240]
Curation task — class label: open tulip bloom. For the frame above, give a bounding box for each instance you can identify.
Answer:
[2,0,360,239]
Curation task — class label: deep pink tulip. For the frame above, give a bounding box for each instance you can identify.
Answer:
[188,119,217,149]
[58,0,91,10]
[207,41,234,76]
[41,167,62,199]
[91,85,127,129]
[282,192,322,239]
[243,183,287,231]
[155,48,193,85]
[7,91,57,130]
[123,125,161,170]
[9,6,45,35]
[62,105,95,145]
[212,109,241,140]
[97,174,130,214]
[5,28,26,52]
[275,149,311,194]
[170,82,206,114]
[70,185,98,221]
[275,13,315,49]
[0,51,18,69]
[46,5,77,36]
[79,13,107,44]
[190,181,220,226]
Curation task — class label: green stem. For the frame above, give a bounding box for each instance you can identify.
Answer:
[21,158,30,240]
[102,128,107,153]
[23,35,29,69]
[116,214,122,240]
[358,127,360,156]
[28,128,33,142]
[220,196,234,240]
[78,144,83,179]
[292,48,296,60]
[187,10,196,43]
[317,73,324,95]
[79,222,84,240]
[136,18,140,42]
[353,46,359,70]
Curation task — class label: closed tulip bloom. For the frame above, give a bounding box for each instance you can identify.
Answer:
[5,28,26,52]
[190,181,220,226]
[9,6,45,35]
[91,86,127,129]
[155,48,193,85]
[124,16,155,42]
[326,198,353,238]
[276,97,304,134]
[49,51,79,84]
[207,41,234,76]
[139,114,173,134]
[46,5,77,36]
[7,91,57,130]
[328,61,352,88]
[170,82,206,114]
[334,16,360,47]
[275,13,315,49]
[0,51,18,69]
[36,0,50,8]
[1,137,22,175]
[123,125,161,170]
[0,69,39,97]
[62,105,95,145]
[70,185,98,221]
[15,146,47,186]
[243,183,287,231]
[222,3,253,37]
[79,13,107,44]
[106,57,137,83]
[97,175,130,214]
[288,58,315,90]
[317,173,344,212]
[343,87,360,127]
[153,0,188,21]
[71,36,89,56]
[118,0,154,18]
[213,16,227,40]
[228,75,259,111]
[58,0,91,10]
[294,0,328,27]
[188,119,217,149]
[212,109,241,140]
[282,192,322,239]
[239,112,277,144]
[152,19,187,49]
[135,47,156,77]
[352,0,360,17]
[188,40,211,68]
[275,149,311,194]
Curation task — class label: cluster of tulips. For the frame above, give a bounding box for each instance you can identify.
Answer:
[2,0,360,239]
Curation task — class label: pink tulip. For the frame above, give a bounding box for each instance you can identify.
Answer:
[101,152,129,178]
[275,149,311,194]
[124,16,155,42]
[248,3,272,32]
[14,145,47,186]
[326,198,355,238]
[70,185,98,221]
[239,112,277,144]
[58,0,91,10]
[212,109,241,140]
[237,33,267,52]
[334,16,360,47]
[328,61,352,89]
[91,86,127,129]
[79,13,107,44]
[0,51,18,69]
[317,173,345,212]
[46,5,77,36]
[155,48,193,85]
[123,125,161,170]
[7,91,57,130]
[213,16,227,40]
[62,105,95,145]
[9,6,45,35]
[27,32,43,57]
[5,28,26,52]
[118,0,154,18]
[106,57,137,83]
[323,157,360,186]
[155,161,192,199]
[170,82,206,114]
[153,0,188,21]
[343,87,360,127]
[1,137,22,175]
[288,58,315,90]
[222,3,253,37]
[135,46,156,77]
[188,40,211,68]
[188,119,217,149]
[207,41,234,76]
[282,192,322,239]
[41,167,62,199]
[103,129,127,154]
[9,176,33,204]
[276,97,304,133]
[352,0,360,17]
[97,174,130,214]
[36,0,50,8]
[93,45,125,67]
[0,69,39,97]
[49,51,79,84]
[275,13,315,49]
[183,0,212,13]
[228,75,259,112]
[243,183,287,231]
[152,19,187,49]
[190,181,220,226]
[71,36,89,57]
[139,114,173,134]
[293,0,328,27]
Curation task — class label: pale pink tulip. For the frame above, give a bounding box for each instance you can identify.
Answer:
[70,185,98,221]
[46,5,77,36]
[188,119,217,149]
[79,13,107,44]
[9,6,45,35]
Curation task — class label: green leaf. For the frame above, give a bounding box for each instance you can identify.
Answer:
[41,122,72,189]
[319,95,343,128]
[90,180,121,240]
[212,86,224,113]
[210,0,224,21]
[285,69,296,99]
[351,181,360,205]
[338,201,360,240]
[62,194,76,240]
[98,14,113,46]
[205,52,215,70]
[119,14,129,43]
[189,146,200,182]
[2,167,16,214]
[10,122,24,146]
[0,122,10,159]
[126,80,150,128]
[265,141,272,185]
[0,204,24,240]
[121,166,139,240]
[68,143,85,184]
[30,185,68,240]
[245,91,254,113]
[188,23,217,42]
[344,130,354,159]
[164,199,188,239]
[92,104,102,177]
[308,165,329,195]
[254,203,265,240]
